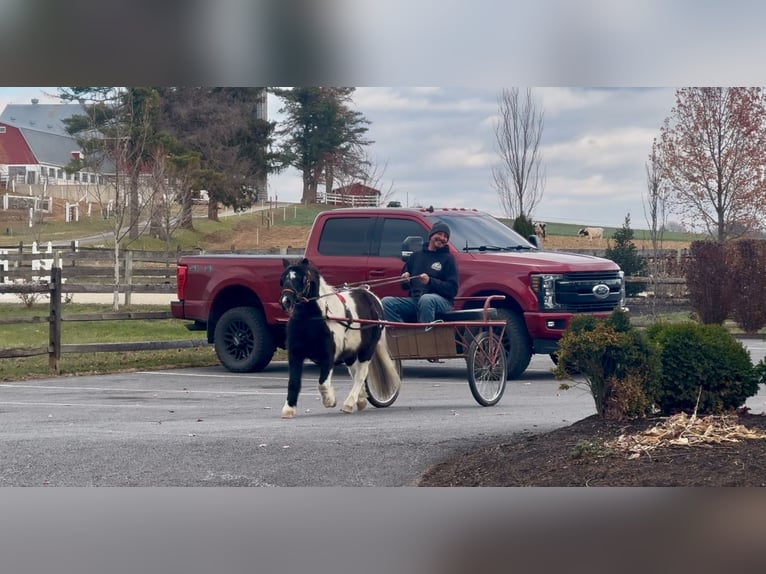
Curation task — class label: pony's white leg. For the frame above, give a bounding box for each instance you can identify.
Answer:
[342,362,370,413]
[356,390,368,412]
[318,371,336,408]
[355,363,369,411]
[281,402,297,418]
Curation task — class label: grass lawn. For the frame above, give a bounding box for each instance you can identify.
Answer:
[0,302,219,381]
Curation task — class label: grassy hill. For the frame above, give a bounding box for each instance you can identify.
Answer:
[0,202,702,252]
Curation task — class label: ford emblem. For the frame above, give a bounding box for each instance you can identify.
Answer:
[592,284,610,299]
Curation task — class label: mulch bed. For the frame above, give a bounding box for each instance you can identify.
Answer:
[416,411,766,486]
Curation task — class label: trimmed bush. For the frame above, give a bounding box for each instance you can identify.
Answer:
[646,322,758,415]
[554,310,660,420]
[685,241,730,324]
[729,239,766,334]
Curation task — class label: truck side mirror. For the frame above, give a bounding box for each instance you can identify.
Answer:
[401,235,424,261]
[527,235,540,249]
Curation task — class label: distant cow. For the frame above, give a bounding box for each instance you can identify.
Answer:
[533,221,547,240]
[578,226,604,240]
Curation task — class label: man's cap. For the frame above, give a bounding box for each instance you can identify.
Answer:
[429,222,451,239]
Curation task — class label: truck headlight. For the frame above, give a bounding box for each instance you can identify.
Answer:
[530,273,562,310]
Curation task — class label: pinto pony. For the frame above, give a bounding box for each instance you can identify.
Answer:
[278,258,401,418]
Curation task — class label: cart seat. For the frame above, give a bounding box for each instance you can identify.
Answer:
[436,308,499,322]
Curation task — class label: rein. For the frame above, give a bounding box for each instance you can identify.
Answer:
[339,276,404,290]
[281,275,402,305]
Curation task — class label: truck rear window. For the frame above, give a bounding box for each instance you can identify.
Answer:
[379,218,428,257]
[317,217,373,256]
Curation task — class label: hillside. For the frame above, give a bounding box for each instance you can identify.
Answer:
[0,200,694,252]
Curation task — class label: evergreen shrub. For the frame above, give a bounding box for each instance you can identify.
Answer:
[604,214,647,297]
[554,309,660,420]
[512,214,535,241]
[646,322,758,415]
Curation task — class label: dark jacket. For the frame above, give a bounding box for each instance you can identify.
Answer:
[400,244,458,302]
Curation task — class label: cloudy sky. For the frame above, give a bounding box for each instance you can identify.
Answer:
[1,86,678,228]
[267,87,679,228]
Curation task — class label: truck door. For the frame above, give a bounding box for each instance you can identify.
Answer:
[310,216,373,287]
[369,216,430,298]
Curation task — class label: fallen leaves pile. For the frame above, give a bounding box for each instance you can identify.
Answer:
[605,412,766,459]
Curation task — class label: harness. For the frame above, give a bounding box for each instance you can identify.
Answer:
[281,273,397,332]
[324,292,356,330]
[280,285,376,331]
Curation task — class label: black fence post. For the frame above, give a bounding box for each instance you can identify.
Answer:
[48,266,62,374]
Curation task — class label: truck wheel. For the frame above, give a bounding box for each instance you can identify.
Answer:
[496,308,532,380]
[214,306,275,372]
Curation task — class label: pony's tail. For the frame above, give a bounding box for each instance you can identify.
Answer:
[367,328,401,398]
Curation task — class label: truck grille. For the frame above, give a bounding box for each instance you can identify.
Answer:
[554,271,623,312]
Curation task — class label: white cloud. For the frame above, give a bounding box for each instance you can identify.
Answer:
[545,126,657,168]
[424,145,495,170]
[537,87,611,117]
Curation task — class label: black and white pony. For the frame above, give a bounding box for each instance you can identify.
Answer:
[278,258,401,418]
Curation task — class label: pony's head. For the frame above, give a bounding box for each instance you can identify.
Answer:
[279,258,320,315]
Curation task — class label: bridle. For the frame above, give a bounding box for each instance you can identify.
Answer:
[279,267,317,313]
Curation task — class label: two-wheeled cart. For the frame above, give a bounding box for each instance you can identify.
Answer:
[333,295,508,407]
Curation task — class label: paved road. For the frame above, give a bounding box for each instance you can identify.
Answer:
[0,353,596,486]
[2,340,765,487]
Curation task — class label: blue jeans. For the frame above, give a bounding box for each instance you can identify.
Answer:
[382,294,452,324]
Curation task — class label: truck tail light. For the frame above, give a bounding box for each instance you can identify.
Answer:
[176,265,188,300]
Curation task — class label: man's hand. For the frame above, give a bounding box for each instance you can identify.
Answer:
[403,272,429,284]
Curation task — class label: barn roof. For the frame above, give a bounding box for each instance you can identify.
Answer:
[0,103,84,137]
[0,102,94,168]
[333,182,381,196]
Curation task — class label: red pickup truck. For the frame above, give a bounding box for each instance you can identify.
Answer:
[171,206,625,378]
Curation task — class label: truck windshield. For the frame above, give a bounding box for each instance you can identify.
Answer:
[426,213,536,252]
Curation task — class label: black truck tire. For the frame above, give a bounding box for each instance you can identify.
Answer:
[214,306,275,372]
[496,308,532,379]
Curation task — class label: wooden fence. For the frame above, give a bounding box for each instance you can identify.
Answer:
[0,242,299,301]
[0,258,693,377]
[0,244,307,374]
[0,267,208,374]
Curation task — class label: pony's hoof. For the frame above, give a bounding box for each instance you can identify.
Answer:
[281,405,296,418]
[356,398,368,411]
[322,398,337,408]
[341,404,354,414]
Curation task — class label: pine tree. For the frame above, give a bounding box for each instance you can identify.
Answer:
[605,214,647,296]
[512,213,535,240]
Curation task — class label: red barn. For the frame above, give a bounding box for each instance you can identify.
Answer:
[0,100,94,189]
[324,182,381,206]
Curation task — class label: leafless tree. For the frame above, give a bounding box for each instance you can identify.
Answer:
[643,139,671,317]
[492,88,546,220]
[329,148,395,206]
[147,146,201,255]
[643,139,669,253]
[59,87,160,310]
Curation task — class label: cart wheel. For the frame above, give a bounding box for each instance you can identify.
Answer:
[467,331,507,406]
[366,359,402,408]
